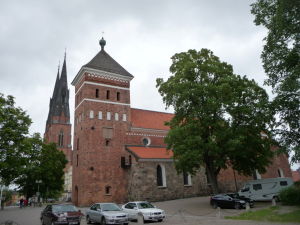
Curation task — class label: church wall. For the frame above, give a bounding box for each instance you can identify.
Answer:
[127,159,209,202]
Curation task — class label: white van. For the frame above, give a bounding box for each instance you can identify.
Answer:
[238,177,293,201]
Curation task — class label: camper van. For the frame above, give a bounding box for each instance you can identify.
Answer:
[238,177,293,201]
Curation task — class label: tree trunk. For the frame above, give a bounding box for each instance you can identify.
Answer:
[206,165,219,194]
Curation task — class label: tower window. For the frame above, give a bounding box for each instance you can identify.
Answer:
[105,139,110,146]
[76,154,79,167]
[105,186,111,195]
[117,92,120,101]
[58,131,64,147]
[96,89,99,98]
[107,112,111,120]
[106,90,110,99]
[98,111,103,120]
[77,138,79,150]
[122,114,127,122]
[115,113,119,121]
[89,110,94,119]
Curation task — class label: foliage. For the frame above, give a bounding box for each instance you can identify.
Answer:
[1,188,13,204]
[251,0,300,162]
[156,49,274,193]
[279,184,300,205]
[0,93,32,185]
[226,206,300,223]
[15,133,67,199]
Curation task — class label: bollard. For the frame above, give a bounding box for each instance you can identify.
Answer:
[272,197,276,206]
[245,202,250,211]
[216,207,221,218]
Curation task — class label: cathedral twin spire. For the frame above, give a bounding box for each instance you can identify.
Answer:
[46,53,70,125]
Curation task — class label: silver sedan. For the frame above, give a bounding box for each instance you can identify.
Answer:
[86,203,129,225]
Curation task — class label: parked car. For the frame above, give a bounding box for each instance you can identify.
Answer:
[40,204,83,225]
[121,201,165,223]
[238,177,293,201]
[86,202,129,225]
[210,193,254,209]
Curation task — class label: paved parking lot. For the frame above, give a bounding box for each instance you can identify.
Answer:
[1,196,299,225]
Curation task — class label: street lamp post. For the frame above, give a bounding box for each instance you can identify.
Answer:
[36,180,42,205]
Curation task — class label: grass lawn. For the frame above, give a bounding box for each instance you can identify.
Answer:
[226,206,300,223]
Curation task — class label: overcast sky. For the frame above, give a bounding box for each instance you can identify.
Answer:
[2,0,296,168]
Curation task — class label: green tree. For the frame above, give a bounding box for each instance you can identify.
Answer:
[156,49,274,193]
[0,93,31,185]
[251,0,300,162]
[15,133,67,199]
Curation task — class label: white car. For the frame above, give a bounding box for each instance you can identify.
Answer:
[86,203,129,225]
[122,201,165,223]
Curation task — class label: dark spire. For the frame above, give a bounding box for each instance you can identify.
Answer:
[99,37,106,51]
[46,53,70,126]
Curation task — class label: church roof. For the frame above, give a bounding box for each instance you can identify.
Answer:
[131,108,173,130]
[126,146,173,159]
[84,49,133,78]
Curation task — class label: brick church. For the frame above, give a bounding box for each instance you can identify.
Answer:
[45,37,292,206]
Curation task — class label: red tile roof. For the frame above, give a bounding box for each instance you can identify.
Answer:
[131,108,173,130]
[292,171,300,182]
[126,146,173,159]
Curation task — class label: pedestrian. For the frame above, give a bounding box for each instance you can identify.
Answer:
[20,198,24,208]
[24,199,28,207]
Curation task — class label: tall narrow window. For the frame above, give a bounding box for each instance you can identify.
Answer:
[77,138,79,150]
[123,114,127,122]
[106,90,110,99]
[105,186,111,195]
[58,131,64,147]
[278,168,284,178]
[183,172,192,186]
[117,92,120,101]
[107,112,111,120]
[157,165,163,186]
[157,165,166,187]
[89,110,94,119]
[115,113,119,121]
[98,111,103,120]
[76,154,79,167]
[95,89,99,98]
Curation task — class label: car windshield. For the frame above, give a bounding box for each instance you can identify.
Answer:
[137,202,155,209]
[53,205,78,213]
[101,203,121,211]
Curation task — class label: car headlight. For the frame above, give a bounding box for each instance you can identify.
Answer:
[106,215,115,219]
[239,200,245,204]
[57,216,67,222]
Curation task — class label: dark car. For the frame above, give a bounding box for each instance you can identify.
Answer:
[41,204,83,225]
[210,193,254,209]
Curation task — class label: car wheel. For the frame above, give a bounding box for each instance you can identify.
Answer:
[101,217,107,225]
[234,202,240,209]
[211,201,218,209]
[86,215,92,224]
[158,219,163,222]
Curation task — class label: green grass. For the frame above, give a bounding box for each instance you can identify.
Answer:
[226,206,300,223]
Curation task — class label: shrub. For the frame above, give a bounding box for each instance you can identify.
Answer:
[279,184,300,205]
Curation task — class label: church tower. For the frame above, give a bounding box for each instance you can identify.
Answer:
[44,54,72,200]
[71,38,133,206]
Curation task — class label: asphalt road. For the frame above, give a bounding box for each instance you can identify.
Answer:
[0,197,299,225]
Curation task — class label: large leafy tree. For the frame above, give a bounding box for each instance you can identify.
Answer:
[15,133,67,199]
[251,0,300,162]
[0,93,31,185]
[156,49,274,193]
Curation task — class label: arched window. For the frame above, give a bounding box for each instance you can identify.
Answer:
[58,131,64,147]
[183,172,192,186]
[253,169,261,180]
[157,164,166,187]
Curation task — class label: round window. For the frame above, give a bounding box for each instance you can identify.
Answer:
[142,137,151,146]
